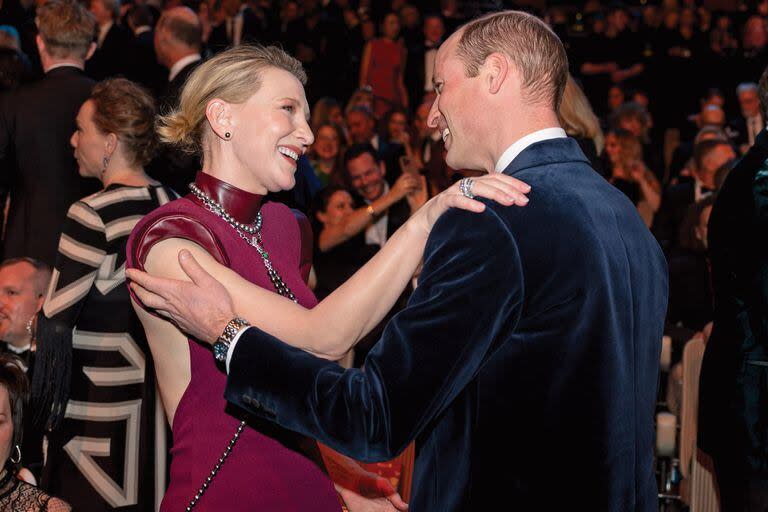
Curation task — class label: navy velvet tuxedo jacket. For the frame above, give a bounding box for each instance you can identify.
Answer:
[226,138,668,510]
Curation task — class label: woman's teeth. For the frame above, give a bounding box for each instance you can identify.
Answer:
[278,147,298,161]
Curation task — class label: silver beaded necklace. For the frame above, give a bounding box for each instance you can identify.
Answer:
[189,183,298,303]
[185,183,298,510]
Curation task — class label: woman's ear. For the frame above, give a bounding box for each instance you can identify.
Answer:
[316,210,328,224]
[105,132,118,158]
[205,99,234,141]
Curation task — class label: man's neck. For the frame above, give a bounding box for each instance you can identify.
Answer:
[490,110,562,172]
[168,52,201,81]
[134,25,151,36]
[42,58,84,73]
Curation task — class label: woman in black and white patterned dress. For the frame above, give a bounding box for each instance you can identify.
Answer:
[33,78,174,512]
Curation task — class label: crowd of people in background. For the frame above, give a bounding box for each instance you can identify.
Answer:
[0,0,764,509]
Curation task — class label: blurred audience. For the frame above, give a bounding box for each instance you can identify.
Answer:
[0,355,70,510]
[604,128,661,227]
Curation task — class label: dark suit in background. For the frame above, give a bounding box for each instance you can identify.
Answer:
[149,58,202,195]
[207,7,263,54]
[128,28,167,96]
[699,128,768,510]
[653,181,698,254]
[85,23,132,81]
[225,138,668,510]
[404,40,428,112]
[0,66,99,266]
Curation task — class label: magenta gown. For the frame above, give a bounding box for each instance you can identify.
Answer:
[126,172,341,511]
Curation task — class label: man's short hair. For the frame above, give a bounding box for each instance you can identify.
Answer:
[344,144,381,172]
[126,4,153,28]
[455,10,568,109]
[346,105,375,121]
[0,257,52,297]
[36,0,95,60]
[97,0,120,20]
[736,82,758,96]
[158,8,202,51]
[693,139,731,172]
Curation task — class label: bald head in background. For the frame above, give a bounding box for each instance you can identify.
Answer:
[154,6,202,69]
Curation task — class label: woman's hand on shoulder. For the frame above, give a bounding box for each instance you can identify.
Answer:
[408,173,531,237]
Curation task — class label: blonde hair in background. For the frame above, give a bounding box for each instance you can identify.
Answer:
[455,10,568,110]
[36,0,95,60]
[614,129,643,170]
[558,75,604,154]
[158,45,307,156]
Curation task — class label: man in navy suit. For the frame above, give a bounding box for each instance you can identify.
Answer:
[129,10,668,510]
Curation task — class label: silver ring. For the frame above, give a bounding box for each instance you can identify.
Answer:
[459,178,475,199]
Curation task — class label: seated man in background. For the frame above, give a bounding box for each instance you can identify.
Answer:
[318,144,426,364]
[0,257,51,481]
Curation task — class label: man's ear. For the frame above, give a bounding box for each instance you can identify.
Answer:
[378,160,386,176]
[485,52,509,95]
[35,34,45,56]
[85,41,97,61]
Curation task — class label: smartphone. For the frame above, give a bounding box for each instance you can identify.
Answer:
[399,155,418,176]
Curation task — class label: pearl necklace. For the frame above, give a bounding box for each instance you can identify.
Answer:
[189,183,297,303]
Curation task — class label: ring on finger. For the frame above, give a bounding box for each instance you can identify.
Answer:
[459,178,475,199]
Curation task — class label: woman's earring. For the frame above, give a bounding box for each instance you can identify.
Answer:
[25,317,33,337]
[102,155,110,176]
[224,132,231,139]
[10,444,21,465]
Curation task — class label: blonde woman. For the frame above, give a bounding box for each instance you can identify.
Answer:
[124,45,529,511]
[558,75,604,165]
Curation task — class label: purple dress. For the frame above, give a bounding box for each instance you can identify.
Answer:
[126,172,340,511]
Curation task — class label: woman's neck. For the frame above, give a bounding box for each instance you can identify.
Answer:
[102,167,154,189]
[203,144,268,195]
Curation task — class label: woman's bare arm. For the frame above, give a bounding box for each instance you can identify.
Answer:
[128,174,530,359]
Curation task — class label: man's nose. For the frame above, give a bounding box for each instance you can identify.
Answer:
[427,98,441,129]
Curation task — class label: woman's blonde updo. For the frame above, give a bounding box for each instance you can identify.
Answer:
[158,45,307,155]
[90,78,158,168]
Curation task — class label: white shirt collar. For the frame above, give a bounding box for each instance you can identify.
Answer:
[4,342,30,354]
[134,25,151,36]
[44,62,84,73]
[169,53,202,82]
[494,127,567,173]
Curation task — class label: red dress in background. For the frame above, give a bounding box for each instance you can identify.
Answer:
[364,38,405,118]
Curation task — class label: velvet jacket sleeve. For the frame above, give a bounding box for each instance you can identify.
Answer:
[224,204,524,461]
[753,167,768,357]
